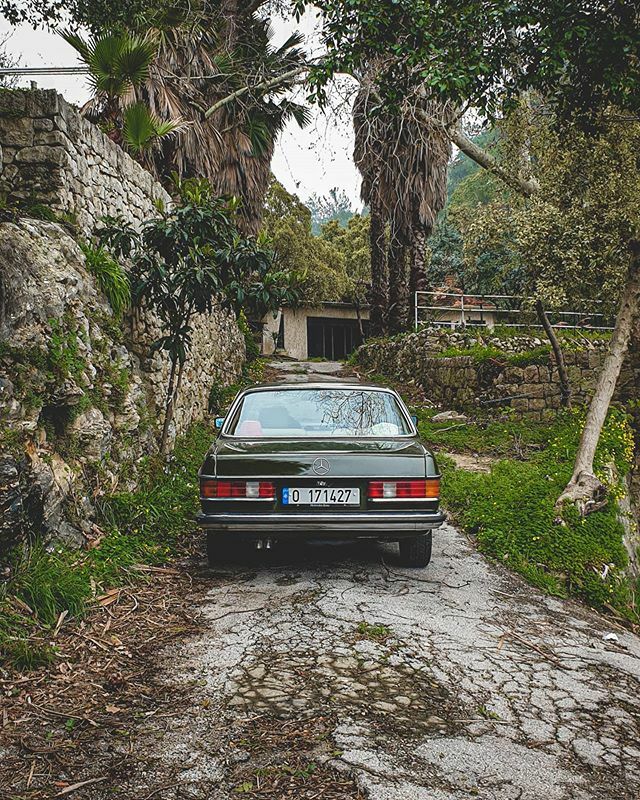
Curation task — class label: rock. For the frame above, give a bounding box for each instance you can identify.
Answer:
[431,410,469,422]
[0,457,23,557]
[68,408,112,461]
[49,379,85,407]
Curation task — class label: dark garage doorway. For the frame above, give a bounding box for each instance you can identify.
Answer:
[307,316,365,359]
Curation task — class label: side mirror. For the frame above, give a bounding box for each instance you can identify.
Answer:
[215,417,225,429]
[411,415,418,425]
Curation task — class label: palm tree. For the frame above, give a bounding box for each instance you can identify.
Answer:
[354,71,452,333]
[138,6,310,233]
[61,29,182,155]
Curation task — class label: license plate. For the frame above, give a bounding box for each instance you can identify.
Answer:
[282,487,360,506]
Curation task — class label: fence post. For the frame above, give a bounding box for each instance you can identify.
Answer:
[414,291,419,331]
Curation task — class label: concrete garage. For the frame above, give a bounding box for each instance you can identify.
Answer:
[262,302,370,360]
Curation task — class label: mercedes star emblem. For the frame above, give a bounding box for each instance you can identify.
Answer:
[312,457,330,476]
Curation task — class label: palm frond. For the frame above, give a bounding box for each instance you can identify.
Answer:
[244,115,272,158]
[115,36,157,87]
[122,102,183,154]
[59,29,93,64]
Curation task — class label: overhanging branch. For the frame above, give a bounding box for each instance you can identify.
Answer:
[413,107,539,197]
[203,65,310,120]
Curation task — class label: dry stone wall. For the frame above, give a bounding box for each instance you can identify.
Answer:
[0,89,246,555]
[0,219,245,554]
[0,89,171,234]
[356,328,615,419]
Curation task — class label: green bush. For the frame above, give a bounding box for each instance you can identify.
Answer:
[80,242,131,316]
[238,310,261,361]
[441,408,637,618]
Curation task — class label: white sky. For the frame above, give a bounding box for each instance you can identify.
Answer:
[0,11,363,208]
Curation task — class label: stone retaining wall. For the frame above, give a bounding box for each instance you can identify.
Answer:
[0,89,171,234]
[356,328,617,419]
[0,89,246,554]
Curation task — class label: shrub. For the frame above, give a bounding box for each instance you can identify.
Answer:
[80,242,131,316]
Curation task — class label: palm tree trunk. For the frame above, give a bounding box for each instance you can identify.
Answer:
[369,196,388,337]
[409,226,429,329]
[555,244,640,515]
[535,299,572,408]
[388,227,409,334]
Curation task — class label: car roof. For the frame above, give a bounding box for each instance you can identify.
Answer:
[240,382,398,393]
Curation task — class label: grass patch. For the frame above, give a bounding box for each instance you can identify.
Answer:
[433,342,552,367]
[415,407,552,456]
[440,407,637,619]
[80,242,131,316]
[0,421,214,670]
[356,621,392,642]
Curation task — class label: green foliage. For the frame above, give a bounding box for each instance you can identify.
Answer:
[0,421,213,670]
[416,408,553,456]
[306,1,640,125]
[238,310,261,362]
[121,102,183,155]
[356,621,391,641]
[320,214,371,305]
[262,180,371,306]
[60,29,156,102]
[432,343,552,367]
[1,0,148,30]
[98,177,295,446]
[438,408,637,618]
[262,179,349,305]
[47,317,86,383]
[80,242,131,316]
[307,187,356,234]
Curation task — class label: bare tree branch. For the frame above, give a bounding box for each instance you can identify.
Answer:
[203,65,309,119]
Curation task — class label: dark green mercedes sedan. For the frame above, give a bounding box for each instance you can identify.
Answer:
[197,383,445,567]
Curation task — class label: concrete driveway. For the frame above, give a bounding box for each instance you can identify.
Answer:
[92,525,640,800]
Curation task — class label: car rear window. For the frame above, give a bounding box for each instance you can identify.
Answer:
[227,388,412,438]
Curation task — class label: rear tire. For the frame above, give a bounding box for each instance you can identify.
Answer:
[398,531,432,567]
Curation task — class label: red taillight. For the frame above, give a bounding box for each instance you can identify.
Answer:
[201,479,275,499]
[368,479,439,499]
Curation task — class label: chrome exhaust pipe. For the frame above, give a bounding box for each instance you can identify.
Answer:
[255,539,263,550]
[264,538,272,550]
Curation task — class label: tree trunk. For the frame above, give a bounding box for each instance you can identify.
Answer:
[555,245,640,516]
[409,226,429,329]
[368,196,388,337]
[160,356,179,455]
[388,229,409,334]
[535,299,572,408]
[355,300,364,341]
[161,358,188,456]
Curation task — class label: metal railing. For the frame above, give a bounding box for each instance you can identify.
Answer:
[414,291,615,332]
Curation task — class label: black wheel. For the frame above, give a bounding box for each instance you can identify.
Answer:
[206,533,239,566]
[398,531,432,567]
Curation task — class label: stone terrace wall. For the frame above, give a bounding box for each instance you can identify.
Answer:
[0,89,171,234]
[356,328,615,419]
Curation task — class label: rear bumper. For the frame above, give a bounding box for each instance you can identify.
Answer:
[197,509,446,536]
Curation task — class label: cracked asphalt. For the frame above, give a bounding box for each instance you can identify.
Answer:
[93,527,640,800]
[86,359,640,799]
